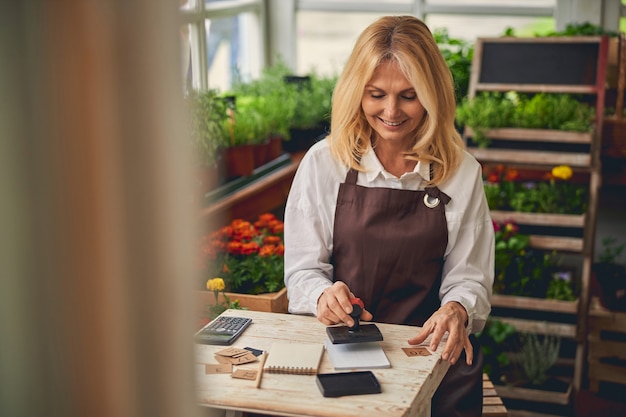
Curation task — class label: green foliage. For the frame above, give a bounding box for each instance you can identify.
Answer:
[225,254,284,294]
[546,272,576,301]
[287,72,336,130]
[504,21,618,38]
[484,165,588,215]
[221,95,272,147]
[493,221,569,299]
[231,61,297,139]
[545,22,619,37]
[230,60,336,135]
[509,181,588,214]
[433,28,474,104]
[598,236,625,264]
[456,92,594,148]
[477,319,517,380]
[187,89,229,167]
[513,332,561,386]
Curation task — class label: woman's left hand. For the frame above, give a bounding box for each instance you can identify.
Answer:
[407,301,472,366]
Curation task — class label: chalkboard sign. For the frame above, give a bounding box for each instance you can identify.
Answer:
[471,37,609,93]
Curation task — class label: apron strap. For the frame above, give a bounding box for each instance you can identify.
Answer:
[345,169,359,184]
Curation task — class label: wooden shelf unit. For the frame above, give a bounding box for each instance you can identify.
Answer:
[587,297,626,392]
[465,36,610,416]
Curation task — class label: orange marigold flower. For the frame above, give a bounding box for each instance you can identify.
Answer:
[259,213,276,223]
[222,264,230,273]
[486,172,500,183]
[231,219,248,228]
[227,241,244,255]
[275,244,285,255]
[263,235,281,245]
[270,221,284,234]
[258,245,276,257]
[505,169,519,181]
[241,241,260,255]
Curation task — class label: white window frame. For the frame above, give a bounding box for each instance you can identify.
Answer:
[180,0,265,91]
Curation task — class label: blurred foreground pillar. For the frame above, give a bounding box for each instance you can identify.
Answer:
[0,1,203,417]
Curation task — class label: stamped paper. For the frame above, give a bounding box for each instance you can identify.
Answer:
[231,368,258,380]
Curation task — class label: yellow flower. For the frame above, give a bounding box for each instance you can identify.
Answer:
[551,165,573,181]
[207,277,225,292]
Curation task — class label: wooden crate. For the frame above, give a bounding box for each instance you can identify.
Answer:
[196,287,289,329]
[587,297,626,392]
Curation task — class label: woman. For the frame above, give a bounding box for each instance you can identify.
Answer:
[284,16,493,417]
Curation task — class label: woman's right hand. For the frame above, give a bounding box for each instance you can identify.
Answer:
[316,281,373,327]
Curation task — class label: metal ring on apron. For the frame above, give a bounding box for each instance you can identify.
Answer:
[423,194,440,208]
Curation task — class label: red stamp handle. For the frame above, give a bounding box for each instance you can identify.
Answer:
[350,297,364,308]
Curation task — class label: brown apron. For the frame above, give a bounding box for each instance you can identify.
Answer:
[332,168,483,417]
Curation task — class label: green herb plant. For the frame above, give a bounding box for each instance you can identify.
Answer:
[433,28,474,104]
[477,319,517,381]
[456,92,594,148]
[187,89,229,167]
[513,331,561,386]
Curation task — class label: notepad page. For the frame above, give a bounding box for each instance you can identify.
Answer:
[324,339,391,370]
[264,342,325,374]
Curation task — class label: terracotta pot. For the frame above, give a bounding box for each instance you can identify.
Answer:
[267,135,284,161]
[225,144,255,178]
[253,139,270,168]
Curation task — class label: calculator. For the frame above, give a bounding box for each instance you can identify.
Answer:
[195,316,252,345]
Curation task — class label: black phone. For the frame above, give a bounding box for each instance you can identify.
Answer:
[316,371,381,397]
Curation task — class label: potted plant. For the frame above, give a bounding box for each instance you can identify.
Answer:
[187,89,229,194]
[456,92,594,148]
[230,61,297,162]
[492,220,573,300]
[593,236,626,311]
[484,164,588,215]
[283,71,336,152]
[197,213,288,314]
[220,94,272,178]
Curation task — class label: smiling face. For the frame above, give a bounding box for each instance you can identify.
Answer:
[361,61,426,150]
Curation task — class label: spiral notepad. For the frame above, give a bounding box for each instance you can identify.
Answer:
[264,342,325,375]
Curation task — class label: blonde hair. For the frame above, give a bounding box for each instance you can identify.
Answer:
[328,15,464,185]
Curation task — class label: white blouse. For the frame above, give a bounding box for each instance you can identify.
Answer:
[283,139,494,333]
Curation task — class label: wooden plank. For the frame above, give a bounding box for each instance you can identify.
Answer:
[494,382,572,405]
[473,83,599,94]
[495,317,577,338]
[490,211,585,227]
[528,235,583,252]
[491,295,578,314]
[200,154,301,224]
[483,405,509,417]
[508,410,565,417]
[588,297,626,331]
[587,361,626,386]
[467,148,591,167]
[465,128,593,144]
[588,338,626,360]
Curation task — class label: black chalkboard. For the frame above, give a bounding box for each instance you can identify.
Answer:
[478,40,600,86]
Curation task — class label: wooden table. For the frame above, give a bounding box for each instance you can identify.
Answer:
[195,310,450,417]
